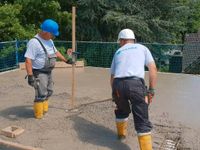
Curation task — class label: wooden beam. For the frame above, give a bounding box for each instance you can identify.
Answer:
[0,139,43,150]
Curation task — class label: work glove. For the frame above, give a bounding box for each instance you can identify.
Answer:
[147,88,155,103]
[28,75,35,87]
[66,58,75,64]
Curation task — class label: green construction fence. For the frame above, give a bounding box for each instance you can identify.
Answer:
[0,40,198,74]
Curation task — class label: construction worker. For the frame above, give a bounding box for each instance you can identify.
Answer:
[25,19,74,119]
[110,29,157,149]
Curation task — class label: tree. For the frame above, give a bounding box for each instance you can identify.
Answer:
[1,0,200,43]
[14,0,72,40]
[76,0,184,43]
[0,0,72,40]
[188,0,200,33]
[0,4,35,41]
[169,0,200,44]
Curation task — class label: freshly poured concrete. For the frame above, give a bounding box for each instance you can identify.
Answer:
[152,73,200,129]
[0,67,199,149]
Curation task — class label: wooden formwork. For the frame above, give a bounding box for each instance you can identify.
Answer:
[19,61,84,70]
[0,139,43,150]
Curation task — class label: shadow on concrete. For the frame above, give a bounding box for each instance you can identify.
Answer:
[0,145,18,150]
[70,116,131,150]
[0,105,33,120]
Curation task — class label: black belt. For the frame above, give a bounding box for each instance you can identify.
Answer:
[115,76,141,80]
[33,69,52,74]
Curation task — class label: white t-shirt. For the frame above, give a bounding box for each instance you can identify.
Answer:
[110,43,154,79]
[24,34,57,69]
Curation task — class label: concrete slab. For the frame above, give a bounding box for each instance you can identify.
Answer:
[0,67,199,149]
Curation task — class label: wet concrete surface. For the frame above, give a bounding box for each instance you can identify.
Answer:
[0,67,199,149]
[59,67,200,131]
[151,73,200,130]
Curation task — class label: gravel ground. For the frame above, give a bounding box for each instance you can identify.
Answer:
[0,67,199,150]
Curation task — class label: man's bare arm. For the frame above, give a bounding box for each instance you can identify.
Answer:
[25,58,33,75]
[56,51,67,62]
[147,62,157,89]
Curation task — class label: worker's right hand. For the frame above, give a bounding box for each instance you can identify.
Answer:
[28,75,35,87]
[66,58,75,64]
[147,88,155,103]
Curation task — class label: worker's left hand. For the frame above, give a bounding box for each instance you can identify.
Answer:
[66,48,73,57]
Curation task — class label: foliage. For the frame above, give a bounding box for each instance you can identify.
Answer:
[56,46,68,59]
[75,0,195,43]
[0,44,15,57]
[15,0,72,40]
[0,0,72,41]
[159,65,169,72]
[0,0,200,43]
[187,0,200,33]
[0,4,35,41]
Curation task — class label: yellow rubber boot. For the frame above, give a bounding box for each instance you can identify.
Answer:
[116,118,128,139]
[34,102,43,119]
[138,133,152,150]
[43,100,48,114]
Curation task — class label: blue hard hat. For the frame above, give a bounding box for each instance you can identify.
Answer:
[41,19,59,36]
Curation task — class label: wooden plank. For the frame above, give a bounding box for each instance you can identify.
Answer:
[0,139,43,150]
[55,61,84,68]
[19,61,84,70]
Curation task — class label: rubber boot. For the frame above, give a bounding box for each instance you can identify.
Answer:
[34,101,43,119]
[116,118,128,140]
[43,100,48,114]
[138,133,152,150]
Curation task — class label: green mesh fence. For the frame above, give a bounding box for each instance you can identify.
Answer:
[76,41,118,67]
[0,41,18,72]
[183,32,200,74]
[143,43,183,73]
[54,41,184,73]
[183,43,200,74]
[0,40,199,74]
[53,41,118,67]
[0,40,27,72]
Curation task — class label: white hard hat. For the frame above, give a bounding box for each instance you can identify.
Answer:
[118,29,135,41]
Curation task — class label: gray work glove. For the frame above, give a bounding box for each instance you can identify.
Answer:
[147,88,155,103]
[66,58,75,64]
[28,75,35,87]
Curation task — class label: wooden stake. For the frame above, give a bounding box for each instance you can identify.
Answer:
[71,6,76,108]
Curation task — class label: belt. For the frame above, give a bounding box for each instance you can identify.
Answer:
[33,69,52,74]
[115,76,141,80]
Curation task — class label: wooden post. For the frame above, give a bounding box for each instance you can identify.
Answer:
[71,6,76,108]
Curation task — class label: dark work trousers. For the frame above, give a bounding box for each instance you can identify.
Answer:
[112,77,152,134]
[33,70,53,102]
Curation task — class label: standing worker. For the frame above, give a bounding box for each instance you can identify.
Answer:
[110,29,157,149]
[25,19,74,119]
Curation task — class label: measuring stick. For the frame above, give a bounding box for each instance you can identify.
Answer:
[71,6,76,108]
